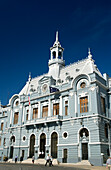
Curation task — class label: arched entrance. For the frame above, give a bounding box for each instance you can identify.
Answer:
[10,146,13,158]
[79,128,89,160]
[51,132,58,158]
[39,133,46,158]
[10,136,15,158]
[29,134,35,158]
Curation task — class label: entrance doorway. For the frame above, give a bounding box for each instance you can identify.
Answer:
[29,134,35,158]
[63,149,67,163]
[51,132,58,158]
[10,146,13,158]
[39,133,46,158]
[82,143,88,160]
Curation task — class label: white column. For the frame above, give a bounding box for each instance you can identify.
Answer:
[22,105,25,123]
[75,92,77,114]
[38,102,41,118]
[48,98,51,117]
[89,92,91,112]
[60,96,62,116]
[29,105,32,120]
[10,109,13,125]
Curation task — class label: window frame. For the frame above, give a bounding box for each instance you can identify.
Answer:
[42,105,48,118]
[80,96,88,113]
[13,112,19,124]
[53,103,59,116]
[32,108,38,119]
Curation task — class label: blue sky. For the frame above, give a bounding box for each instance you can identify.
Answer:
[0,0,111,105]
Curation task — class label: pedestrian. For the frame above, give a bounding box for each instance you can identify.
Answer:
[15,155,18,163]
[49,156,53,166]
[45,154,50,166]
[106,157,111,170]
[32,155,34,164]
[20,156,23,163]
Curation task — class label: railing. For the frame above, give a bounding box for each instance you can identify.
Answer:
[25,115,63,126]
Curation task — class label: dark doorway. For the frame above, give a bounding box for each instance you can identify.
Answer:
[63,149,67,163]
[29,134,35,158]
[51,132,58,158]
[82,143,88,160]
[10,146,13,158]
[39,133,46,158]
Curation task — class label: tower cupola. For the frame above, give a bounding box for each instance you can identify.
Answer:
[48,32,65,80]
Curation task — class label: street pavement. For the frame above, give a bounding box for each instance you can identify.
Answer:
[0,163,107,170]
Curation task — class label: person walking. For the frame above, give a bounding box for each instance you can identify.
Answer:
[49,156,53,166]
[45,154,50,166]
[15,155,18,163]
[106,157,111,170]
[32,155,35,164]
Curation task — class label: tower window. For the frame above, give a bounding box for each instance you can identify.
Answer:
[58,51,62,58]
[26,114,29,121]
[14,112,19,124]
[53,51,56,59]
[80,82,86,88]
[101,96,106,114]
[65,101,68,116]
[80,96,88,113]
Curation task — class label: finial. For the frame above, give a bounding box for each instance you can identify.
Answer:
[28,72,31,82]
[88,48,92,59]
[56,31,58,42]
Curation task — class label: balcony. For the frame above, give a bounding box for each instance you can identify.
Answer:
[24,115,63,126]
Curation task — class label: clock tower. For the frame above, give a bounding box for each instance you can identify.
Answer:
[48,32,65,80]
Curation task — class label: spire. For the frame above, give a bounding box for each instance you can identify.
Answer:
[88,48,92,59]
[52,31,61,47]
[56,31,58,42]
[28,72,31,82]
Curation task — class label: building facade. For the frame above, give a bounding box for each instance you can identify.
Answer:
[0,32,111,166]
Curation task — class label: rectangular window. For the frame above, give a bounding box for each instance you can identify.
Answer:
[53,103,59,115]
[0,138,1,146]
[65,101,68,116]
[26,114,28,121]
[33,108,38,119]
[14,112,19,124]
[80,97,88,113]
[101,96,106,113]
[3,138,6,146]
[1,123,4,131]
[42,106,48,118]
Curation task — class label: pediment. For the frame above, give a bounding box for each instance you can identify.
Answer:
[38,76,52,84]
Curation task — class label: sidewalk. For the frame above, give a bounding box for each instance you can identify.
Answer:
[59,163,107,170]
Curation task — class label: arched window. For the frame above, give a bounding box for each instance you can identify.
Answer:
[51,132,58,158]
[10,136,15,143]
[29,134,35,158]
[79,128,89,137]
[58,51,62,58]
[53,51,56,58]
[39,133,46,158]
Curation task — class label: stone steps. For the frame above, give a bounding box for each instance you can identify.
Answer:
[75,160,92,166]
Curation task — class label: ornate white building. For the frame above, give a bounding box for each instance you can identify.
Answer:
[0,32,111,166]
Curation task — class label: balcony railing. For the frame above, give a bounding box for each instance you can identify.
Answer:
[24,115,63,126]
